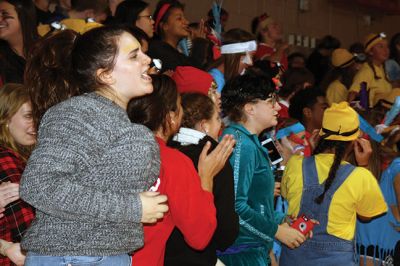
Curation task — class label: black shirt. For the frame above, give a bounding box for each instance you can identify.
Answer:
[0,41,25,84]
[166,136,239,266]
[148,39,201,72]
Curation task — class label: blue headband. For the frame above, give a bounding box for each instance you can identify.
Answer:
[276,122,305,139]
[384,96,400,126]
[358,115,383,143]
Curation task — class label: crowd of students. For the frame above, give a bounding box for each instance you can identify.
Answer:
[0,0,399,266]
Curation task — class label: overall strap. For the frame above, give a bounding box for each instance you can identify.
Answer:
[299,156,324,217]
[302,156,320,187]
[322,163,355,203]
[300,157,355,216]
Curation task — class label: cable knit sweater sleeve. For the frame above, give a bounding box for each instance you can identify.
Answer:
[20,93,159,224]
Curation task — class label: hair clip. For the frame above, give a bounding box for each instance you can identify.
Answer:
[150,58,162,72]
[86,17,95,23]
[354,53,367,62]
[258,13,269,23]
[50,21,66,31]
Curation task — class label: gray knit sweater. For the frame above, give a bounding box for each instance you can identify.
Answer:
[20,92,160,256]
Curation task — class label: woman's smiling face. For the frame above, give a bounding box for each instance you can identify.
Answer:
[0,1,21,43]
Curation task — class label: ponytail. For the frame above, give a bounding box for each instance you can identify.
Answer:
[25,30,80,129]
[313,139,349,204]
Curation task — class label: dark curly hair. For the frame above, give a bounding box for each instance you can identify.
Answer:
[222,71,275,122]
[181,93,215,129]
[25,25,135,128]
[25,30,80,129]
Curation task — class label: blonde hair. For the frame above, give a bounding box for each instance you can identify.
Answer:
[0,83,32,159]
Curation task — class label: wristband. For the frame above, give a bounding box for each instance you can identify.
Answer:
[0,239,12,256]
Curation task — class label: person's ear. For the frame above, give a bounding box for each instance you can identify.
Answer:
[199,119,210,134]
[168,110,176,124]
[303,107,312,119]
[243,102,255,116]
[161,21,169,33]
[367,48,374,57]
[96,68,114,85]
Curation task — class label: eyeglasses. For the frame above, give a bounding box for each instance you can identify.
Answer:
[138,15,153,21]
[266,93,278,106]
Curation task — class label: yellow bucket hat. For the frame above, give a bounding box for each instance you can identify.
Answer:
[331,48,355,68]
[319,102,360,141]
[364,32,386,53]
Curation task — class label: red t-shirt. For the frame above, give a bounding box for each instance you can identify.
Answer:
[254,43,288,70]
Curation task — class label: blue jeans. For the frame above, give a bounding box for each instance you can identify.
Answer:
[25,253,131,266]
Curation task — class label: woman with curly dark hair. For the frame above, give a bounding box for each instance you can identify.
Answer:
[218,72,306,266]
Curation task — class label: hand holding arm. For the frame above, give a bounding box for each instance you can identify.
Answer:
[0,182,19,208]
[140,191,168,224]
[4,242,25,266]
[0,240,25,266]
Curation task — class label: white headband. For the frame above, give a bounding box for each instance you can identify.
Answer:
[220,40,257,54]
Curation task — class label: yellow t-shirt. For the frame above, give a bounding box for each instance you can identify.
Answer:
[349,62,392,107]
[281,154,387,240]
[326,79,348,106]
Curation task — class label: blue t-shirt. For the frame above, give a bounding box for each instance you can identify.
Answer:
[356,158,400,254]
[385,59,400,81]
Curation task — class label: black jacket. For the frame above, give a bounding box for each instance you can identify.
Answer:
[165,135,239,266]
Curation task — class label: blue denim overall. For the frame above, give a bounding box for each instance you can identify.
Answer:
[280,156,357,266]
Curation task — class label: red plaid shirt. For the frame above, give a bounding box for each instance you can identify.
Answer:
[0,146,35,266]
